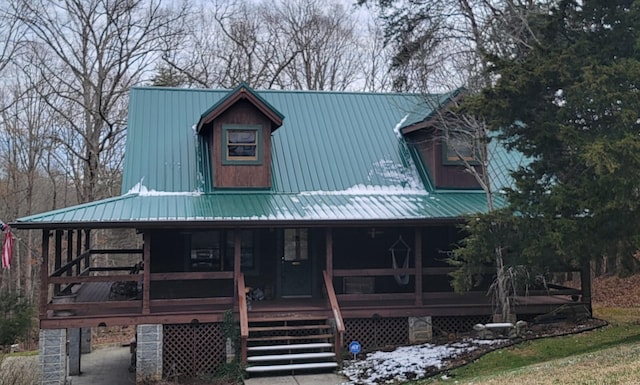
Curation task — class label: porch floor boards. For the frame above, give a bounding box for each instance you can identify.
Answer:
[43,281,583,327]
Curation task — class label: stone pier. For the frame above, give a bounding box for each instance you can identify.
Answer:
[136,324,163,384]
[39,328,69,385]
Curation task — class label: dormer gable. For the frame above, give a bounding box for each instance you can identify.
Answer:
[400,90,484,190]
[196,83,284,189]
[197,82,284,133]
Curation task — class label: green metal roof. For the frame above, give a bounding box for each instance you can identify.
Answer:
[14,86,521,228]
[123,87,437,194]
[15,191,502,228]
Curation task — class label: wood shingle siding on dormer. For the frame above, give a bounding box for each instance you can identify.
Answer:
[209,100,273,189]
[409,130,482,189]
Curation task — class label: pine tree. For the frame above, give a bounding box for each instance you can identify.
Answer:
[471,0,640,274]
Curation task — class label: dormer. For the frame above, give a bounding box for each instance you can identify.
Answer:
[401,91,483,190]
[196,83,284,189]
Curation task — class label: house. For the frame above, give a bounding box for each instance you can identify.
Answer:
[13,84,591,384]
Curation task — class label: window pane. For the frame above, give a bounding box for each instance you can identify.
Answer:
[225,230,255,269]
[284,229,308,261]
[228,131,256,144]
[447,133,474,160]
[228,145,256,157]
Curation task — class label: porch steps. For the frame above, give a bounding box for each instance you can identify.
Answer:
[247,342,333,352]
[245,315,338,375]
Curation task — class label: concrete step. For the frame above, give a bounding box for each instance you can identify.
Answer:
[248,314,329,323]
[248,333,333,343]
[249,324,330,332]
[245,362,338,373]
[247,342,333,352]
[247,352,335,363]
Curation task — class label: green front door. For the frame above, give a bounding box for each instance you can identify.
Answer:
[279,229,312,297]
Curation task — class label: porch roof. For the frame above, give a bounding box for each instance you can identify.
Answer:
[13,190,501,229]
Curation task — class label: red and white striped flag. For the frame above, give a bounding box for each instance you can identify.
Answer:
[1,225,13,269]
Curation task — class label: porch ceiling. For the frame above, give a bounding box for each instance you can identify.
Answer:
[12,190,501,229]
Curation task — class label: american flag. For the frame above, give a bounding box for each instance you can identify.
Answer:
[1,225,13,269]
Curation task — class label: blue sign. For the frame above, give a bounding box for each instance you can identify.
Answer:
[349,341,361,355]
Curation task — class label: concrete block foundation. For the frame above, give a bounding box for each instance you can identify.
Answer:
[39,328,69,385]
[408,316,433,344]
[136,324,163,384]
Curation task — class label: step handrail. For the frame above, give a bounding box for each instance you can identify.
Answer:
[237,272,249,364]
[323,270,344,362]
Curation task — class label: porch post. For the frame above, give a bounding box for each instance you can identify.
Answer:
[325,228,333,277]
[581,262,592,315]
[66,230,73,277]
[83,229,91,270]
[143,231,151,314]
[54,230,62,294]
[40,229,50,319]
[234,230,241,300]
[75,229,82,276]
[414,228,422,307]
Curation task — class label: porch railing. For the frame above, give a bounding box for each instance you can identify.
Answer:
[323,270,344,363]
[237,273,249,365]
[43,245,236,321]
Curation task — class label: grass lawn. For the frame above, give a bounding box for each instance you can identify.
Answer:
[418,307,640,385]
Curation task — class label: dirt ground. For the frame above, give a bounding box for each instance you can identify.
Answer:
[591,273,640,307]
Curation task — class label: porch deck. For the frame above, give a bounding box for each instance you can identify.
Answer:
[41,280,584,329]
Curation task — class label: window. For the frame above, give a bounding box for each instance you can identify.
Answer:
[189,230,258,273]
[225,230,256,270]
[283,229,308,261]
[223,124,261,164]
[444,130,478,163]
[189,231,222,271]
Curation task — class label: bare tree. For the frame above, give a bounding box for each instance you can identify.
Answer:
[368,0,545,92]
[14,0,188,203]
[161,0,375,91]
[161,0,291,89]
[358,13,394,92]
[0,56,56,299]
[266,0,361,91]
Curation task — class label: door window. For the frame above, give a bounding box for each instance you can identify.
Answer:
[283,229,308,261]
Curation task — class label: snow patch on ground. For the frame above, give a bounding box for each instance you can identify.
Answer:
[340,339,508,384]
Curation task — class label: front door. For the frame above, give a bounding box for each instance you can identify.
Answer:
[280,229,312,297]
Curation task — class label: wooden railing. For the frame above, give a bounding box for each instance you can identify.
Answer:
[332,267,586,304]
[237,273,249,365]
[323,270,344,363]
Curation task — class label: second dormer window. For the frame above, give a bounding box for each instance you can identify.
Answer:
[223,124,262,164]
[444,129,478,164]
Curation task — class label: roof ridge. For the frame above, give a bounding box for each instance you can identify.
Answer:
[131,86,450,98]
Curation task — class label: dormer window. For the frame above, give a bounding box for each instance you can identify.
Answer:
[196,83,284,188]
[223,124,262,164]
[444,130,479,164]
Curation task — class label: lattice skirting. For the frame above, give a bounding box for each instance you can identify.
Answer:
[432,315,491,337]
[344,315,493,352]
[344,317,408,351]
[163,323,225,378]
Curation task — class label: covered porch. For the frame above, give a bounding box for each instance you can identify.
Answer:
[38,225,591,329]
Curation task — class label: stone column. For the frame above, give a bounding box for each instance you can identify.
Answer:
[81,327,92,354]
[68,328,81,375]
[408,316,432,344]
[39,328,68,385]
[136,324,163,384]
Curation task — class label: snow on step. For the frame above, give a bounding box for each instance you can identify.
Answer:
[245,362,338,373]
[247,342,332,352]
[247,352,335,363]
